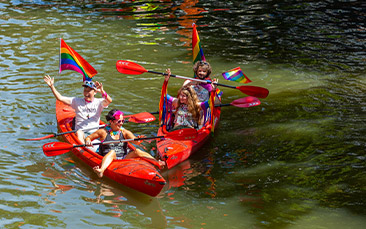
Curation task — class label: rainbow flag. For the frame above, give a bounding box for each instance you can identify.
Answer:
[216,88,223,100]
[222,67,251,84]
[192,23,206,63]
[59,38,97,81]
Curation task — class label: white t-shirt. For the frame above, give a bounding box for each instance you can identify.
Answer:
[70,97,107,133]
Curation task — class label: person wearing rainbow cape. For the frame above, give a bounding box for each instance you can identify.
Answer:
[43,75,112,144]
[162,69,218,130]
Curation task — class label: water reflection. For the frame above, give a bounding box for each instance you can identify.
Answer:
[8,0,366,73]
[84,183,167,228]
[1,0,366,228]
[42,168,74,196]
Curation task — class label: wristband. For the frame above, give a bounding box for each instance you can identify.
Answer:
[102,91,108,99]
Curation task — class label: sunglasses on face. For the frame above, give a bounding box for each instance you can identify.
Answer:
[115,119,124,124]
[84,81,96,88]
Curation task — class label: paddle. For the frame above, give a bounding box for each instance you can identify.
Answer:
[217,96,261,108]
[116,60,269,98]
[124,112,156,123]
[148,97,261,115]
[42,128,198,157]
[25,112,156,141]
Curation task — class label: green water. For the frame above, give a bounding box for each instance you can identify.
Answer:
[0,1,365,228]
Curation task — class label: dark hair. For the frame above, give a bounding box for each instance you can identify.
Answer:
[105,109,124,121]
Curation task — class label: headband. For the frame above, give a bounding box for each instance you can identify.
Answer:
[113,110,124,120]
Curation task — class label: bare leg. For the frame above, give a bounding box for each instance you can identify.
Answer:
[76,129,85,144]
[126,149,166,169]
[94,150,116,178]
[132,149,155,159]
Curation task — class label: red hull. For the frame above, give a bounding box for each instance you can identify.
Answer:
[157,107,221,169]
[55,101,166,197]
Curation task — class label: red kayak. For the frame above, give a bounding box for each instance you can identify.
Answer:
[156,106,221,169]
[55,100,166,197]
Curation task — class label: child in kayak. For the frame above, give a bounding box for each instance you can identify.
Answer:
[43,75,112,144]
[182,61,220,103]
[85,109,165,178]
[163,69,216,130]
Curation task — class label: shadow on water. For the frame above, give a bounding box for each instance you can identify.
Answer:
[198,82,366,227]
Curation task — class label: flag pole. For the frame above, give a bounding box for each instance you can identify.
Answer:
[59,38,62,75]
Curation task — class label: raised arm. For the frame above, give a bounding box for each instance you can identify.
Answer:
[95,81,112,107]
[43,75,71,105]
[212,78,221,105]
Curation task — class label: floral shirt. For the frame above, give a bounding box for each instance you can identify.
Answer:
[192,83,212,102]
[174,104,198,128]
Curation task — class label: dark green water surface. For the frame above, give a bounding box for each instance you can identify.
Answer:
[0,0,365,228]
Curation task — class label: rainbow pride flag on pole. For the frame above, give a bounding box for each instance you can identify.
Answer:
[192,23,205,63]
[222,67,251,84]
[59,38,97,81]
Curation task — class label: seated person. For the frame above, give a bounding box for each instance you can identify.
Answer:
[164,70,218,130]
[171,86,202,130]
[85,109,165,178]
[43,75,112,144]
[182,61,220,105]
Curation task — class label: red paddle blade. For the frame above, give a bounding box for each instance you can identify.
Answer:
[25,134,55,141]
[116,60,148,75]
[237,85,269,98]
[231,96,261,108]
[43,142,73,157]
[166,128,198,140]
[125,112,156,123]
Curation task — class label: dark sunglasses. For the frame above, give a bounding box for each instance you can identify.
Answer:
[115,119,124,124]
[199,61,209,65]
[84,81,96,88]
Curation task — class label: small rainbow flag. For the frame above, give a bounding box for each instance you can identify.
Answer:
[222,67,251,84]
[59,38,97,81]
[192,23,205,63]
[216,88,223,100]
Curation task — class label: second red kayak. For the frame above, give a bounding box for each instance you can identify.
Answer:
[156,106,221,169]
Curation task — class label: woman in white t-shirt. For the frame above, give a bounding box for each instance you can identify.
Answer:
[43,75,112,143]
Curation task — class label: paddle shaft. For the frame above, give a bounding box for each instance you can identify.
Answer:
[74,136,165,148]
[116,60,268,98]
[26,111,157,141]
[148,70,208,83]
[150,102,243,114]
[58,125,106,137]
[43,127,198,156]
[46,120,134,138]
[217,103,233,107]
[148,70,239,89]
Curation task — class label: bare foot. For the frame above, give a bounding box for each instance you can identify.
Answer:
[93,166,104,178]
[158,160,166,170]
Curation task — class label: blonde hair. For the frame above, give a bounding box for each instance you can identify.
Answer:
[177,86,202,125]
[193,61,212,78]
